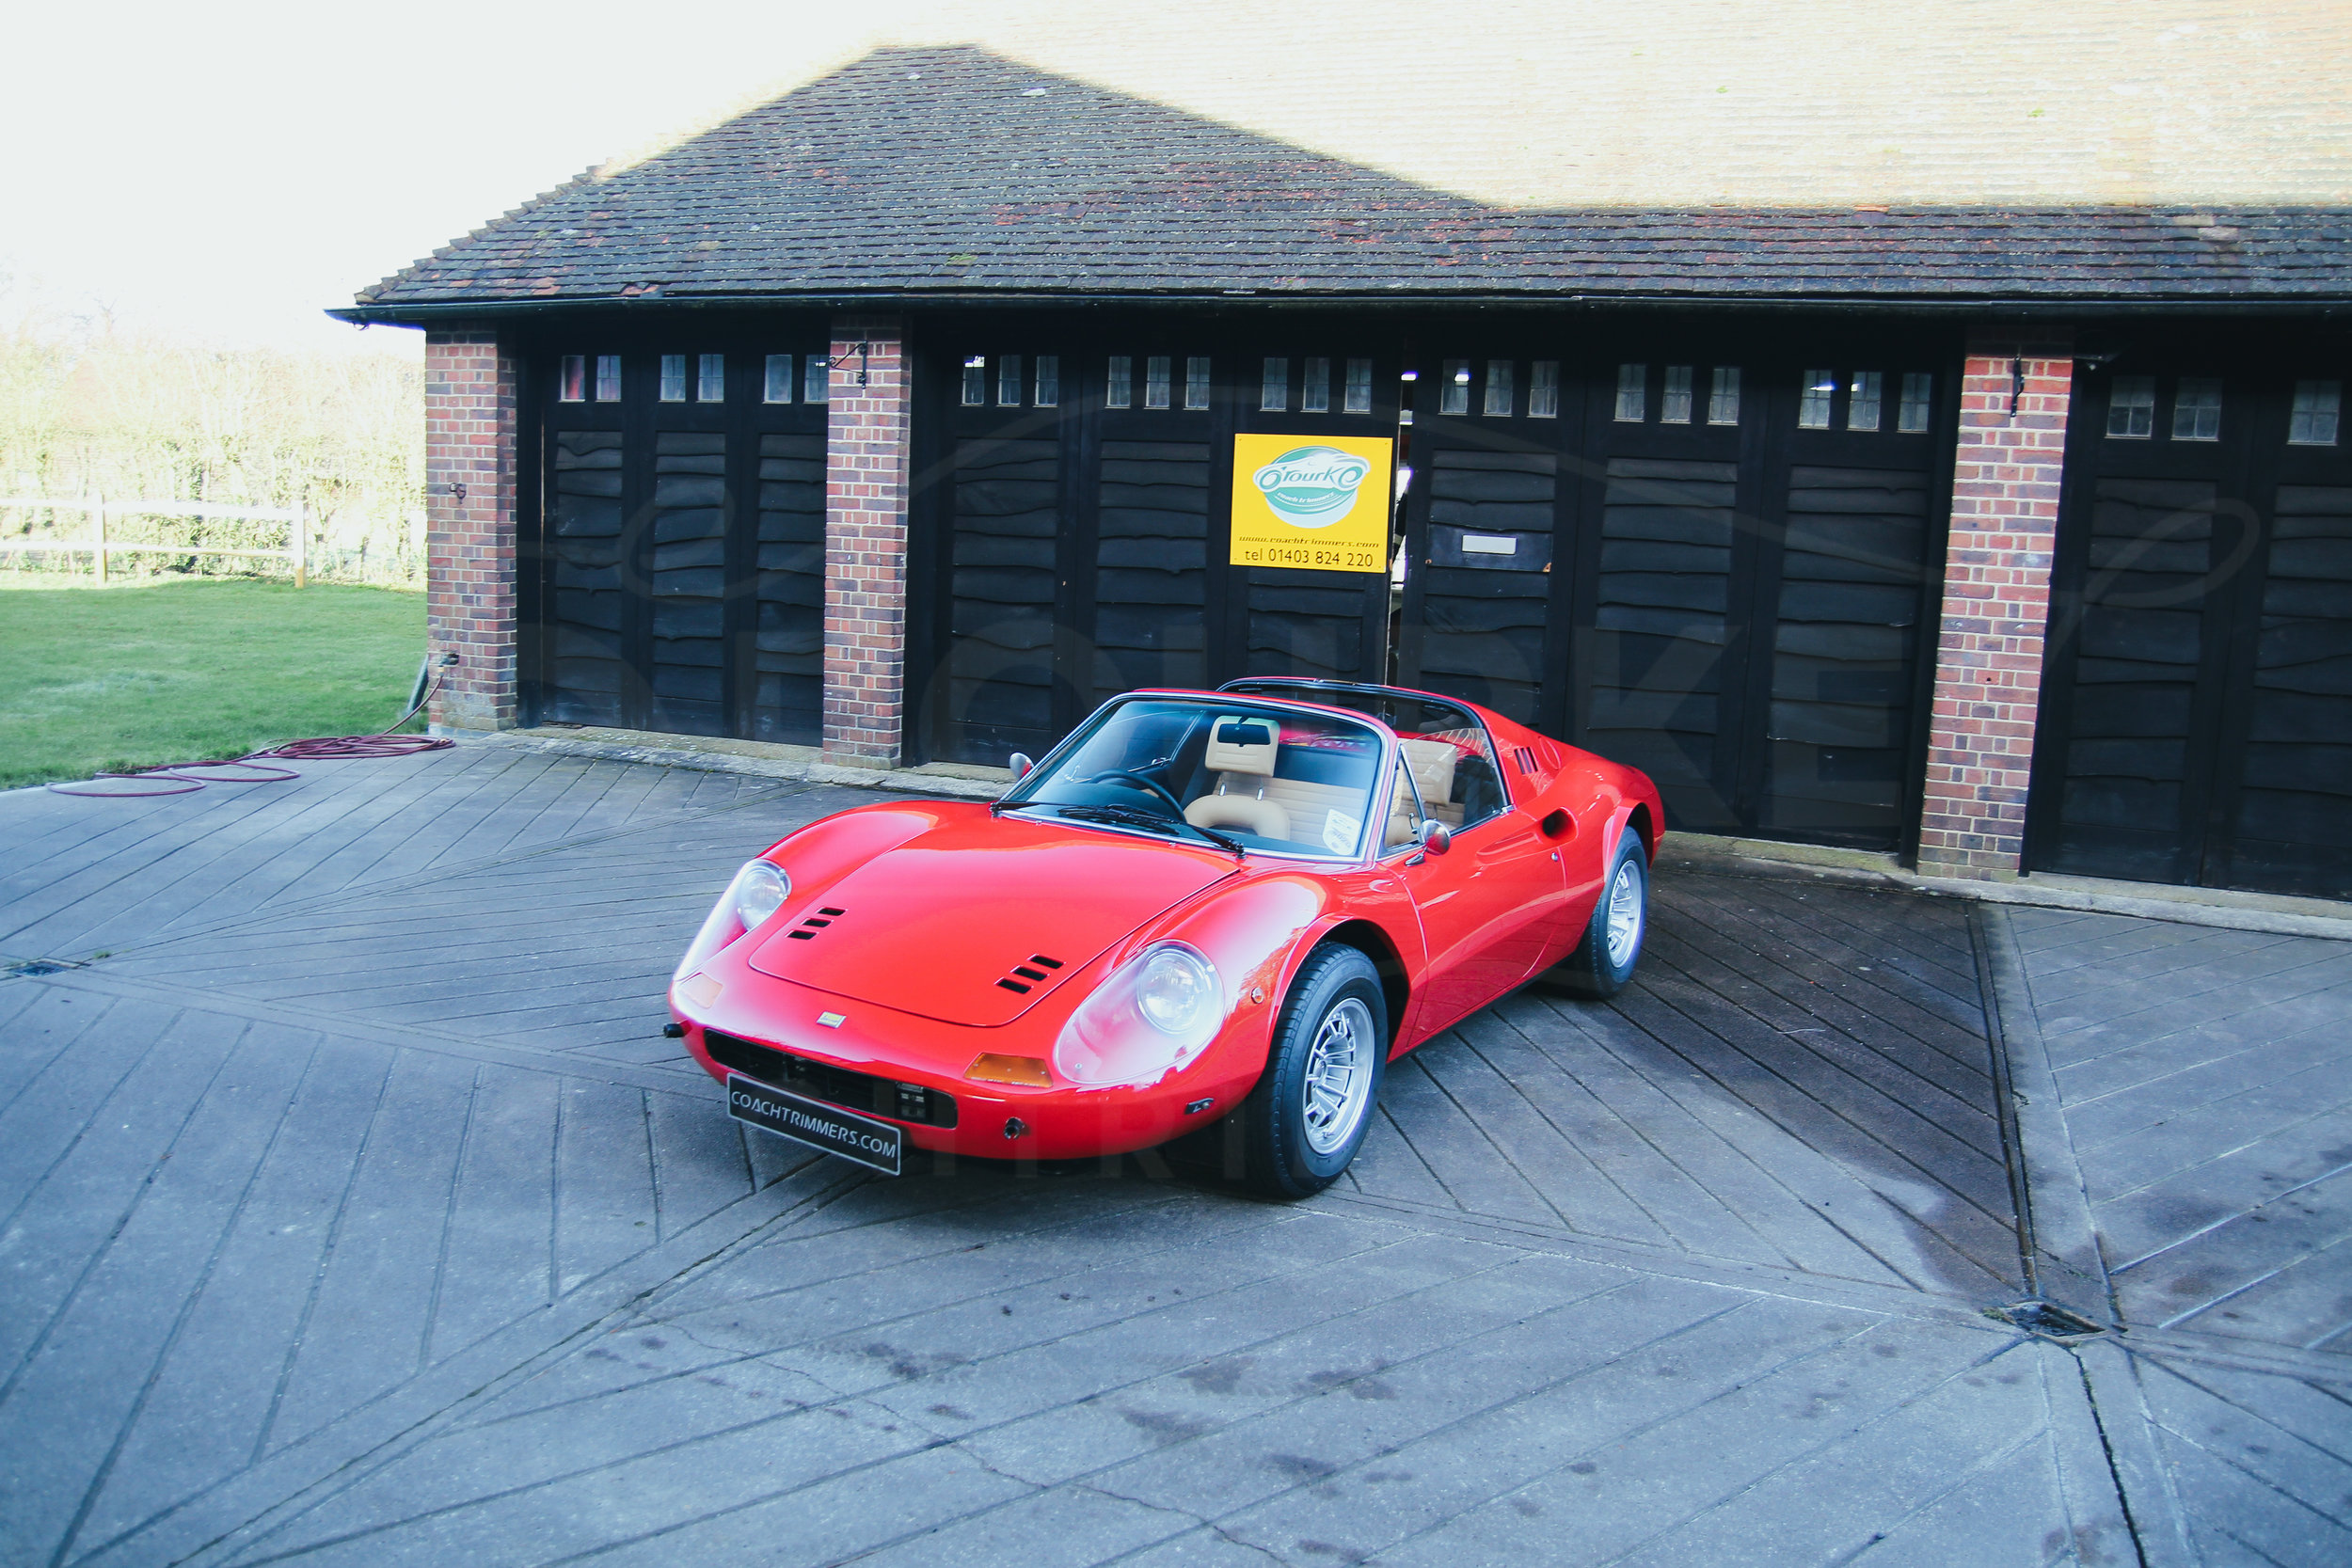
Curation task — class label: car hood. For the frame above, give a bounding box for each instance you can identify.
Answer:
[746,813,1235,1027]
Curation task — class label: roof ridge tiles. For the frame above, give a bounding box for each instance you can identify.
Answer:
[340,47,2352,315]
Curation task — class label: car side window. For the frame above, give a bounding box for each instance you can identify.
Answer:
[1402,724,1508,832]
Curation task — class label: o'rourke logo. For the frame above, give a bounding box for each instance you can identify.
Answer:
[1229,432,1391,573]
[1252,446,1373,529]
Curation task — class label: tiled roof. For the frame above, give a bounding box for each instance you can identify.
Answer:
[343,46,2352,316]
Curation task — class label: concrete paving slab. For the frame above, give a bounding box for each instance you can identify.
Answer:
[3,741,2347,1565]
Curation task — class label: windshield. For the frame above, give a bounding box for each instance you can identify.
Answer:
[1004,697,1390,860]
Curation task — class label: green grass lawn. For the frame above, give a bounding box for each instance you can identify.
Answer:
[0,575,428,790]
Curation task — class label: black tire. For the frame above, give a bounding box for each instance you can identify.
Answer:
[1236,943,1389,1198]
[1546,836,1648,1001]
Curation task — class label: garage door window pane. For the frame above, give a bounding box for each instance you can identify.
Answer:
[1344,358,1374,413]
[2172,378,2222,441]
[559,355,586,402]
[1847,371,1883,432]
[2290,380,2343,446]
[660,356,687,403]
[1184,356,1211,410]
[1034,356,1058,408]
[596,356,622,403]
[1708,366,1741,425]
[998,355,1024,407]
[1898,372,1932,433]
[1262,357,1289,411]
[1440,359,1470,415]
[763,356,793,404]
[2107,376,2154,437]
[1484,360,1515,417]
[697,354,724,402]
[803,355,829,404]
[1660,365,1693,424]
[1613,363,1645,421]
[961,355,986,406]
[1302,356,1331,413]
[1145,356,1171,409]
[1528,360,1559,419]
[1106,356,1133,409]
[1798,369,1836,428]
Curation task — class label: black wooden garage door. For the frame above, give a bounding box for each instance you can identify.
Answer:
[531,339,830,743]
[915,343,1394,767]
[2029,361,2352,899]
[914,328,1955,852]
[1395,348,1954,851]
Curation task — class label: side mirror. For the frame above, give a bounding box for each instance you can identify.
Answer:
[1417,818,1452,855]
[1009,752,1034,780]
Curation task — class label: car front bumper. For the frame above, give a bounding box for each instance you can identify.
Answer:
[668,963,1267,1163]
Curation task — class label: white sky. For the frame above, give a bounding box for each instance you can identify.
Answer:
[0,1,899,358]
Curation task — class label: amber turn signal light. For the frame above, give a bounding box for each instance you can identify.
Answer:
[965,1053,1052,1087]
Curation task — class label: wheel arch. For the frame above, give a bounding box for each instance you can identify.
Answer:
[1312,917,1411,1046]
[1627,800,1657,862]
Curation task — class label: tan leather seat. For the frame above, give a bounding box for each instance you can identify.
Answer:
[1400,738,1465,829]
[1185,716,1291,841]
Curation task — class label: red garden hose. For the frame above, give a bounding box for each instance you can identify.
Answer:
[48,662,455,798]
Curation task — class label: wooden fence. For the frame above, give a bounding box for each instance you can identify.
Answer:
[0,497,307,586]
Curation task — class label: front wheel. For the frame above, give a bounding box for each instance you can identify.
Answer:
[1546,835,1648,1000]
[1236,943,1388,1198]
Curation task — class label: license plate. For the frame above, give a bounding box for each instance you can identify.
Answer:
[724,1075,903,1176]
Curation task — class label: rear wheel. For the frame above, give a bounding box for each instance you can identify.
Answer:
[1237,943,1388,1198]
[1546,836,1648,1000]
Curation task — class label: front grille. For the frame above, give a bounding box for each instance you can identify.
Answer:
[704,1029,958,1129]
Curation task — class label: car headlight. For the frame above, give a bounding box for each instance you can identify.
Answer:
[675,858,791,984]
[1136,945,1216,1036]
[1053,942,1223,1087]
[733,860,789,930]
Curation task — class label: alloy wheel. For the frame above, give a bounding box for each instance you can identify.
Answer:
[1604,860,1645,971]
[1300,996,1376,1155]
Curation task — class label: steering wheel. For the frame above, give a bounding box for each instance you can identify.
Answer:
[1079,769,1188,819]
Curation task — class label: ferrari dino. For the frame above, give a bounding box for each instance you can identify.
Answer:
[668,679,1662,1196]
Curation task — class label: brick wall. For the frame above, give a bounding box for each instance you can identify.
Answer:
[1915,330,2075,879]
[821,319,913,764]
[423,328,520,731]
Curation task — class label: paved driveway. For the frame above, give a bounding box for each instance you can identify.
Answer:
[1,741,2344,1566]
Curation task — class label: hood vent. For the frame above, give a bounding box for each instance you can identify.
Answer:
[994,953,1064,994]
[784,906,848,942]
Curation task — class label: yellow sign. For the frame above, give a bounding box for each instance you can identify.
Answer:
[1229,434,1393,573]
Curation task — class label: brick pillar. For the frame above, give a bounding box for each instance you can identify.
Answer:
[1915,330,2075,879]
[821,318,912,766]
[422,327,520,731]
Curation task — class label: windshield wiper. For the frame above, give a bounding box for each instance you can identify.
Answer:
[1054,803,1246,858]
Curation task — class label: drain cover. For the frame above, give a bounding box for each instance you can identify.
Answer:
[1987,1300,2106,1339]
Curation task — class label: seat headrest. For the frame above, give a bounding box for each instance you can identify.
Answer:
[1204,715,1278,776]
[1400,738,1459,805]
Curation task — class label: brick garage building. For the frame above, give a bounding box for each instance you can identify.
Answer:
[337,15,2352,899]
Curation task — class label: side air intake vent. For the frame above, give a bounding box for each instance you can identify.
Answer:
[994,954,1065,994]
[784,907,847,942]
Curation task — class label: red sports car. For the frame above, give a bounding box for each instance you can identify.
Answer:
[669,680,1662,1196]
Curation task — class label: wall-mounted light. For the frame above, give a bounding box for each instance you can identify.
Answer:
[2009,357,2026,419]
[446,482,467,504]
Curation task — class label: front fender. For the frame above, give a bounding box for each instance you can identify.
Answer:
[1112,870,1422,1108]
